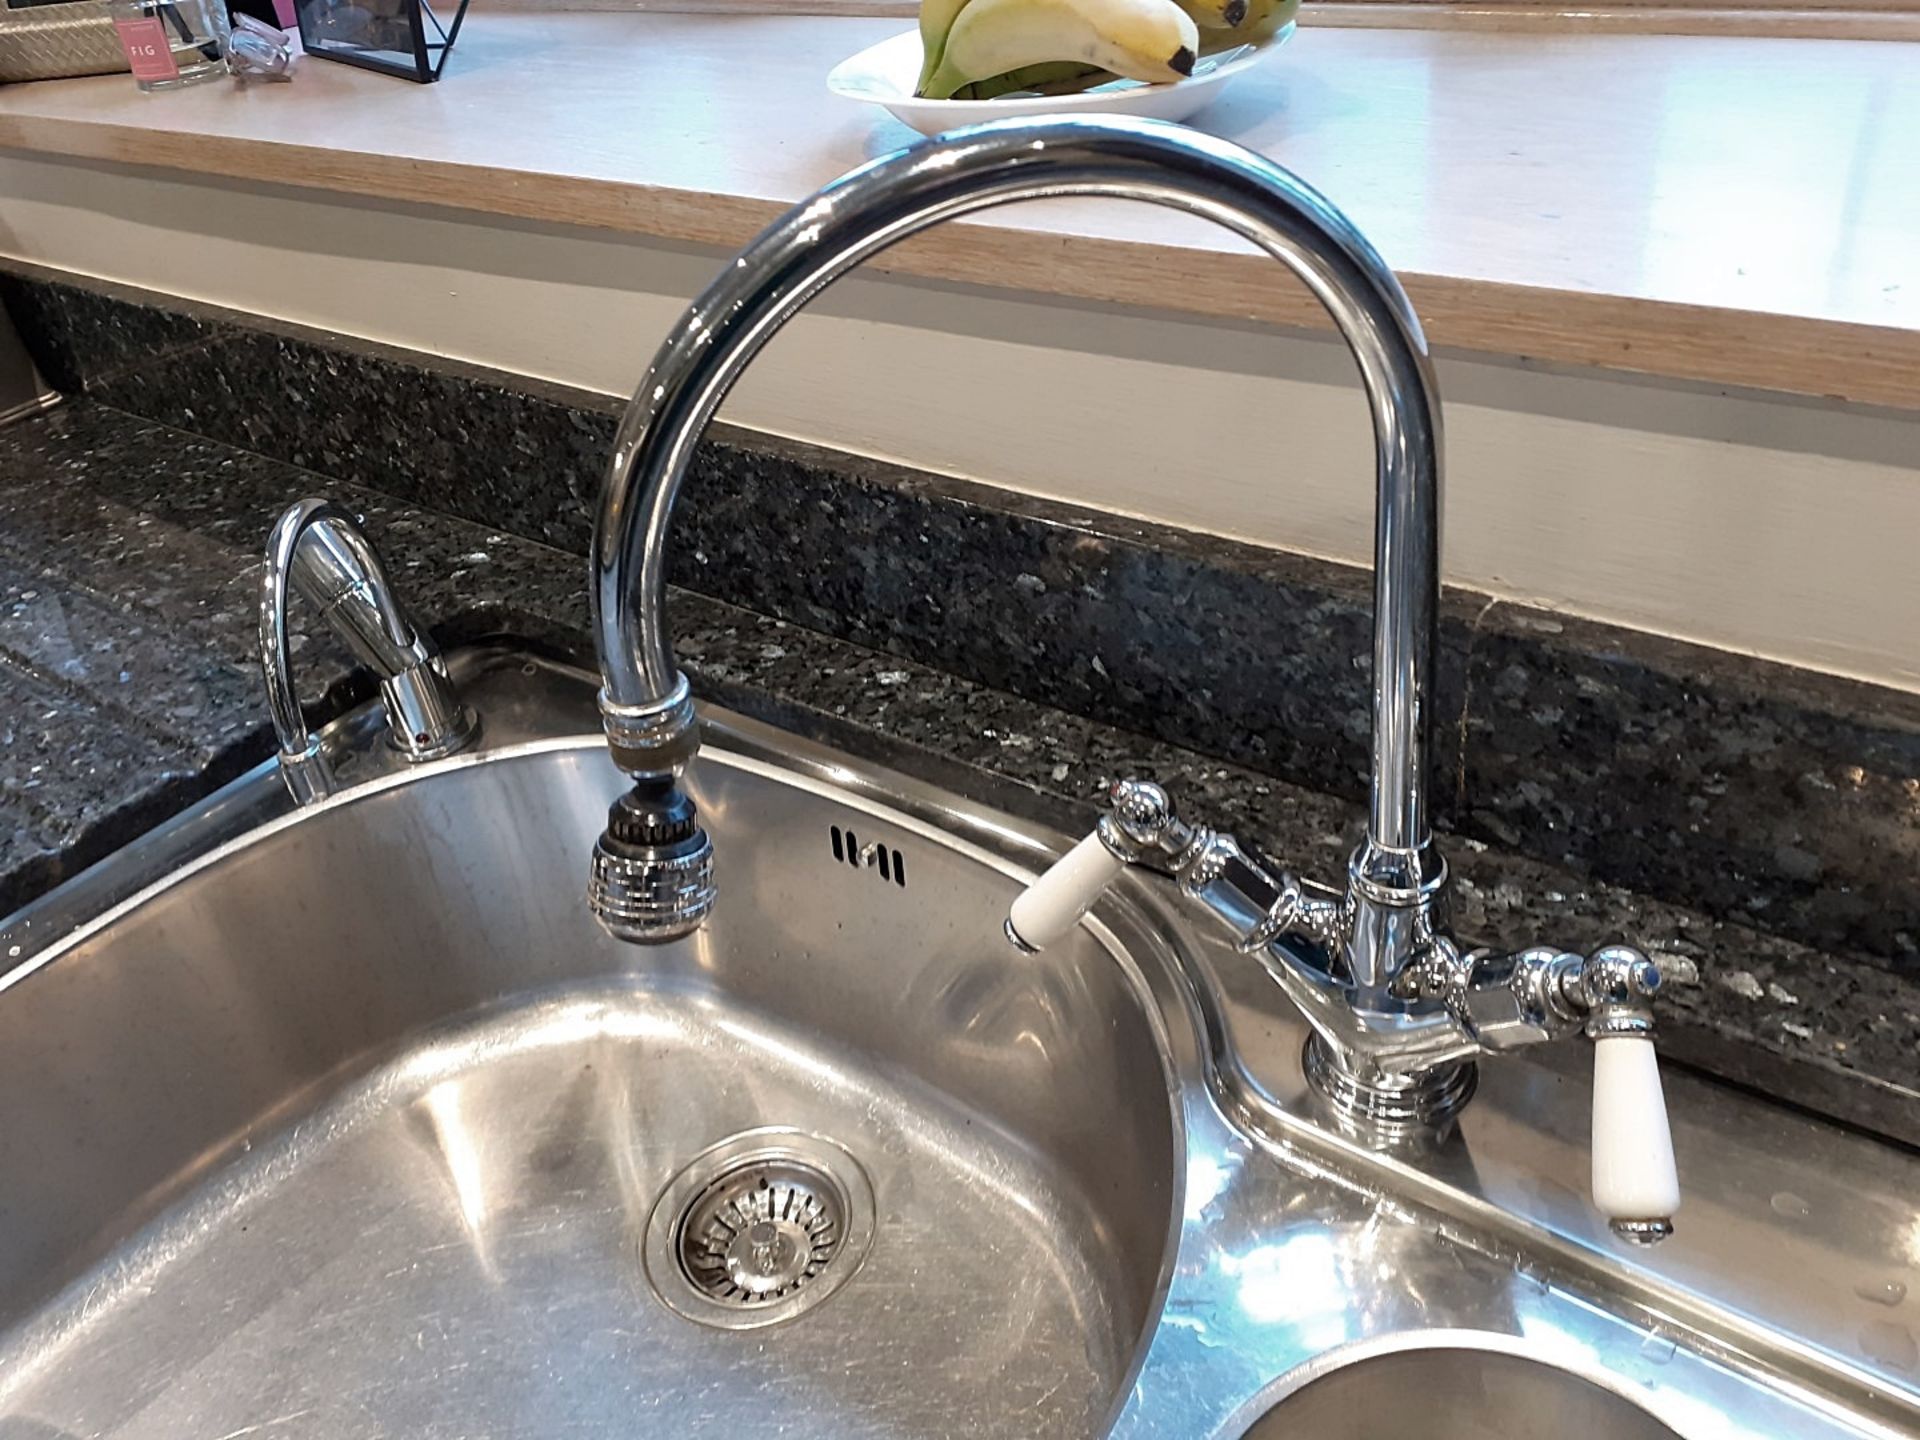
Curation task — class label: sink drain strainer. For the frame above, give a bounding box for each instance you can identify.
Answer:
[643,1128,875,1330]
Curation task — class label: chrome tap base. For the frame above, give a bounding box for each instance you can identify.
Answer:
[1303,1035,1479,1135]
[381,663,478,762]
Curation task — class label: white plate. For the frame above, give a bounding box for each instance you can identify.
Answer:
[826,24,1292,137]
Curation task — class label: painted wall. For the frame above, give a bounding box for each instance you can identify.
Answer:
[4,150,1916,691]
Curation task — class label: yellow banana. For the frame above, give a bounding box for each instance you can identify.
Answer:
[921,0,1198,100]
[962,60,1105,98]
[1173,0,1248,30]
[1238,0,1299,40]
[917,0,974,94]
[1197,0,1296,52]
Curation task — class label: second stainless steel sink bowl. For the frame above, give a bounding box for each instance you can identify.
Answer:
[0,661,1186,1437]
[1238,1345,1681,1439]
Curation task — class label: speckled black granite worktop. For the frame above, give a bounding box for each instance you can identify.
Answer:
[13,265,1918,982]
[3,399,1917,1146]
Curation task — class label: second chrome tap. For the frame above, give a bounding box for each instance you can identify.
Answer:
[259,498,475,805]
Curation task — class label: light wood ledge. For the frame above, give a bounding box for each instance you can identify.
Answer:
[0,13,1915,409]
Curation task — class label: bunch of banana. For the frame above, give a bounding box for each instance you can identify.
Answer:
[916,0,1297,100]
[917,0,1195,100]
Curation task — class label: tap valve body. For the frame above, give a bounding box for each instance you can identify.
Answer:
[1008,780,1679,1241]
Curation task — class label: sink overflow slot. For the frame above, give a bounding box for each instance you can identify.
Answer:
[829,825,906,888]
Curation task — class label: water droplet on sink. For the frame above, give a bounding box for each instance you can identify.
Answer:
[1856,1279,1908,1307]
[1860,1320,1919,1371]
[1639,1333,1677,1365]
[1771,1191,1813,1220]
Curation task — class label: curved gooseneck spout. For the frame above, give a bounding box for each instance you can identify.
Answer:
[589,115,1443,968]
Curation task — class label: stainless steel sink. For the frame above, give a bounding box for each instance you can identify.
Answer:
[0,653,1182,1438]
[1,650,1916,1439]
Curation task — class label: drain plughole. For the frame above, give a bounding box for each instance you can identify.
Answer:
[679,1156,842,1303]
[643,1128,876,1331]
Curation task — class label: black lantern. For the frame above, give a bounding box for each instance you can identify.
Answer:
[293,0,467,82]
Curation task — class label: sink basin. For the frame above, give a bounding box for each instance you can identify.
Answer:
[1240,1347,1682,1439]
[0,668,1181,1437]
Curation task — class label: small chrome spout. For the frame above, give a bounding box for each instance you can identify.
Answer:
[259,498,475,804]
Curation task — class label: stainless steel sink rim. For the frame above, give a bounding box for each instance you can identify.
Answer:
[642,1127,877,1331]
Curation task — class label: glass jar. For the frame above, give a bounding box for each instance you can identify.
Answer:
[109,0,231,90]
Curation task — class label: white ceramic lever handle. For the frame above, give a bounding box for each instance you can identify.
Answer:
[1591,1033,1680,1239]
[1007,831,1127,952]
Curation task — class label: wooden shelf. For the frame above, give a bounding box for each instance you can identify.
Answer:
[1,13,1914,408]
